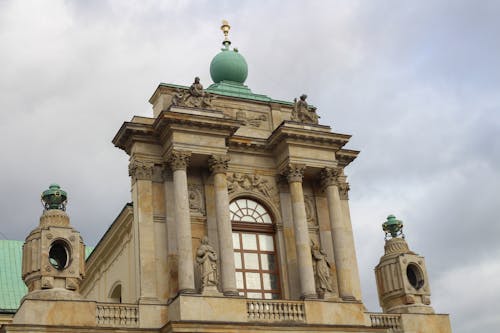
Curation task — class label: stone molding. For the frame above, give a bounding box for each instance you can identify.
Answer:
[168,150,191,171]
[128,160,155,181]
[283,164,306,183]
[208,155,230,174]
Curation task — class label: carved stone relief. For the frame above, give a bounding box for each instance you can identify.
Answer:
[304,195,317,225]
[235,110,267,127]
[227,173,279,205]
[171,77,216,109]
[188,184,206,215]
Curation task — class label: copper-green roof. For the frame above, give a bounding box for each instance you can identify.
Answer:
[158,82,293,105]
[0,240,93,313]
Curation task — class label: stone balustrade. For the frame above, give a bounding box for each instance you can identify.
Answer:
[369,313,402,330]
[96,303,139,327]
[247,299,305,322]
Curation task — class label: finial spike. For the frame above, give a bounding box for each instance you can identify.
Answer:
[220,19,231,47]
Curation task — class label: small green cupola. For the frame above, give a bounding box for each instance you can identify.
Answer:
[209,20,248,84]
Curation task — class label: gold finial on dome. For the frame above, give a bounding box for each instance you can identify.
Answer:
[221,19,231,47]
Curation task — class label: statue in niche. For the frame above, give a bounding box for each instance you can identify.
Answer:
[171,77,216,109]
[291,94,319,124]
[196,236,219,292]
[311,241,334,297]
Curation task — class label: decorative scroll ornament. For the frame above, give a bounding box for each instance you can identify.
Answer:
[227,173,279,205]
[208,155,230,174]
[319,167,341,189]
[338,181,350,200]
[283,164,306,183]
[171,77,216,109]
[128,160,155,181]
[235,111,267,127]
[168,150,191,171]
[291,94,319,125]
[188,184,206,215]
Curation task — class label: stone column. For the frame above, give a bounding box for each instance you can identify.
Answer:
[320,167,360,300]
[129,160,159,302]
[284,164,317,299]
[208,155,238,296]
[168,150,196,294]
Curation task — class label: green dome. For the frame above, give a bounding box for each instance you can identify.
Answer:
[210,48,248,84]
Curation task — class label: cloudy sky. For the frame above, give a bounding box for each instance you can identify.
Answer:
[1,1,498,331]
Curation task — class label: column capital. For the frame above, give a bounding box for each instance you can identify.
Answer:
[129,160,155,181]
[319,167,341,189]
[338,181,350,200]
[208,154,230,174]
[168,150,191,171]
[283,164,306,183]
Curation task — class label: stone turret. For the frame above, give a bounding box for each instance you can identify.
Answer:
[374,215,434,314]
[21,184,85,299]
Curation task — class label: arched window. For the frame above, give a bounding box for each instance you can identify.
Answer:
[230,198,280,299]
[109,283,122,303]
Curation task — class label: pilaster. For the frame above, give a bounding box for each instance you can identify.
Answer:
[129,159,159,303]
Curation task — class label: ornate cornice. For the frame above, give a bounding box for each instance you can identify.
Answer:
[338,181,350,200]
[168,150,191,171]
[319,167,341,189]
[283,164,306,183]
[208,154,230,174]
[128,160,155,181]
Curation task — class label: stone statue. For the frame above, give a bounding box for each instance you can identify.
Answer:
[189,77,205,97]
[170,77,215,109]
[292,94,319,124]
[311,241,334,296]
[196,236,219,292]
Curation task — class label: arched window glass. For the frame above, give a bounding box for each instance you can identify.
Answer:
[229,199,272,224]
[230,198,280,299]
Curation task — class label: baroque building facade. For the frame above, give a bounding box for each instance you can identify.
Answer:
[0,22,451,333]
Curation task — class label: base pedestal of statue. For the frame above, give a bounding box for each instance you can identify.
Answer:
[319,291,341,301]
[200,285,223,297]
